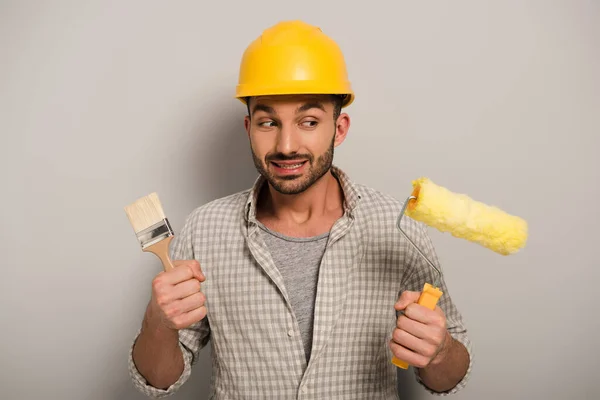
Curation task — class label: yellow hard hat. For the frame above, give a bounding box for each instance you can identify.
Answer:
[235,20,354,107]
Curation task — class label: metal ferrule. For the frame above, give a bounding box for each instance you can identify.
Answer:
[136,218,174,250]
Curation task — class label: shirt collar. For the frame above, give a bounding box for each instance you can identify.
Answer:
[244,165,363,224]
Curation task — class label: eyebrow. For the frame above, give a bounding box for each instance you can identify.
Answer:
[251,101,326,117]
[251,104,276,117]
[297,102,326,113]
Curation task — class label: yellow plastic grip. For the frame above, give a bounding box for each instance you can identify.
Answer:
[391,283,444,369]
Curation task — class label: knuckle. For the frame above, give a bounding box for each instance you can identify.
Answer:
[155,295,168,307]
[433,315,445,326]
[165,304,179,318]
[174,261,188,271]
[434,330,444,344]
[186,264,196,277]
[197,291,206,305]
[424,345,436,358]
[152,276,164,291]
[389,342,405,360]
[432,325,445,339]
[172,316,186,329]
[397,315,408,329]
[392,328,403,343]
[414,354,429,368]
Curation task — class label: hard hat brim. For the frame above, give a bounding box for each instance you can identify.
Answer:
[235,82,354,108]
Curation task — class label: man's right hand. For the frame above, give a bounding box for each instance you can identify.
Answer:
[147,260,207,331]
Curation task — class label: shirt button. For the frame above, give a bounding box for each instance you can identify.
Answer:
[287,329,294,337]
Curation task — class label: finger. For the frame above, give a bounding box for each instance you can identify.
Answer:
[392,328,437,359]
[164,260,204,284]
[394,291,420,311]
[162,292,205,322]
[172,305,208,330]
[187,260,206,283]
[167,278,202,302]
[396,314,430,340]
[404,303,445,326]
[389,340,429,369]
[172,260,205,281]
[177,292,206,314]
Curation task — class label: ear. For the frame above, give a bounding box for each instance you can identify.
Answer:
[333,113,350,147]
[244,97,252,138]
[244,115,251,138]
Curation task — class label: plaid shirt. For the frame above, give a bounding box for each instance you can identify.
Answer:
[128,166,473,399]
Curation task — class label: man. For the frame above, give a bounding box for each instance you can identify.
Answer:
[129,20,472,399]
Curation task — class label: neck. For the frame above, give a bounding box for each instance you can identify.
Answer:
[258,169,343,225]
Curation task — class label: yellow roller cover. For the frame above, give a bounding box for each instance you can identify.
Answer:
[406,178,528,255]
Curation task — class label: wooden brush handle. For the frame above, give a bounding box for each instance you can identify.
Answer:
[391,283,443,369]
[143,236,175,271]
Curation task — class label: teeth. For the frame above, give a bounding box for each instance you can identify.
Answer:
[276,162,303,169]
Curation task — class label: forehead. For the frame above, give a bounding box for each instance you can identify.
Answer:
[250,94,334,111]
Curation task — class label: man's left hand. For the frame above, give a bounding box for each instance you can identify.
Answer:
[389,290,452,369]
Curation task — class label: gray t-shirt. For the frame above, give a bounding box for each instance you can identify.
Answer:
[257,222,328,362]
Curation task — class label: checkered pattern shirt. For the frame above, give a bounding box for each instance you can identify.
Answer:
[128,166,473,399]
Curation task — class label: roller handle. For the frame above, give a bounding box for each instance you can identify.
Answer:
[391,283,443,369]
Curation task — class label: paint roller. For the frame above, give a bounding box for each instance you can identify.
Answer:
[392,177,528,369]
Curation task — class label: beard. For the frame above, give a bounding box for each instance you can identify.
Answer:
[251,135,335,195]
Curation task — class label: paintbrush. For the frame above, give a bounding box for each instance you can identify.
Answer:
[124,192,175,271]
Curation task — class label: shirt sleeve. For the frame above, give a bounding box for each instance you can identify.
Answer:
[128,212,212,398]
[400,218,473,396]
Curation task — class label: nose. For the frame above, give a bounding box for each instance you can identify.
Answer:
[275,122,300,155]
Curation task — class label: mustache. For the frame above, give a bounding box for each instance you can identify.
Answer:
[266,153,313,163]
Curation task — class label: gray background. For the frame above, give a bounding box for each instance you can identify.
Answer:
[2,1,598,399]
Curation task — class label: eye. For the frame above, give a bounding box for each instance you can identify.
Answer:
[301,120,318,128]
[258,120,277,128]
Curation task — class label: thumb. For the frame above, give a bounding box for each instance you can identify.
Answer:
[193,267,206,283]
[394,290,421,311]
[194,270,206,283]
[188,260,206,283]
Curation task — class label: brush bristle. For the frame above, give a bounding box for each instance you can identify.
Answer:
[124,192,166,234]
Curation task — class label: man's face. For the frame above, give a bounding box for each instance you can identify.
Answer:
[244,94,349,195]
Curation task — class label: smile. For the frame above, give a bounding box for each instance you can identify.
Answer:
[270,160,308,174]
[271,161,306,169]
